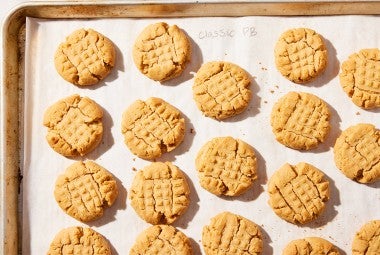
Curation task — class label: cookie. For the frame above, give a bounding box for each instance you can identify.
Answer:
[133,22,191,81]
[271,91,330,150]
[334,123,380,183]
[268,162,329,224]
[192,61,251,120]
[340,49,380,109]
[195,136,257,196]
[130,225,192,255]
[129,162,190,224]
[43,94,103,157]
[54,28,115,86]
[202,212,262,255]
[283,237,340,255]
[121,97,185,160]
[352,220,380,255]
[275,28,327,84]
[54,161,118,222]
[47,226,111,255]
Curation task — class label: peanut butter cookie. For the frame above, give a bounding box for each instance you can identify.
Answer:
[121,97,185,160]
[334,123,380,183]
[275,28,327,84]
[130,225,192,255]
[43,94,103,157]
[133,22,191,81]
[54,28,115,86]
[202,212,263,255]
[271,91,330,150]
[352,220,380,255]
[192,61,251,120]
[54,161,118,222]
[340,49,380,109]
[268,162,330,224]
[195,136,257,196]
[283,237,340,255]
[129,162,190,225]
[47,226,111,255]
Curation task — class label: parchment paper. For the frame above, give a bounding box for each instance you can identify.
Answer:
[23,15,380,254]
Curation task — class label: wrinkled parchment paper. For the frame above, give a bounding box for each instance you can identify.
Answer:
[23,15,380,254]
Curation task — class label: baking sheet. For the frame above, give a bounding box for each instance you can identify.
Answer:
[23,16,380,254]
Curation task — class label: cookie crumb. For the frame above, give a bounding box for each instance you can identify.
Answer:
[190,128,195,134]
[275,85,279,89]
[132,167,137,171]
[264,100,268,104]
[356,112,360,115]
[261,67,267,71]
[270,90,274,94]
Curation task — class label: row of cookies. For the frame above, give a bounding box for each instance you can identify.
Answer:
[47,213,380,254]
[54,23,380,111]
[43,92,380,184]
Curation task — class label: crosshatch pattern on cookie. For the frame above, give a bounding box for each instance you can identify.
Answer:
[195,136,257,196]
[334,123,380,183]
[282,237,340,255]
[133,22,191,81]
[130,225,193,255]
[340,49,380,109]
[129,162,190,225]
[54,161,118,222]
[43,94,103,157]
[352,220,380,255]
[275,28,327,84]
[47,226,111,255]
[271,91,330,150]
[192,61,251,120]
[121,97,185,160]
[54,28,115,86]
[268,162,330,224]
[202,212,263,255]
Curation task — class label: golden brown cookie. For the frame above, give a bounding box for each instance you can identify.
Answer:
[268,162,330,224]
[195,136,257,196]
[47,226,111,255]
[340,49,380,109]
[352,220,380,255]
[202,212,262,255]
[121,97,185,160]
[130,225,192,255]
[43,94,103,157]
[133,22,191,81]
[275,28,327,84]
[334,123,380,183]
[271,91,330,150]
[54,28,115,86]
[129,162,190,225]
[192,61,251,120]
[54,161,118,222]
[283,237,340,255]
